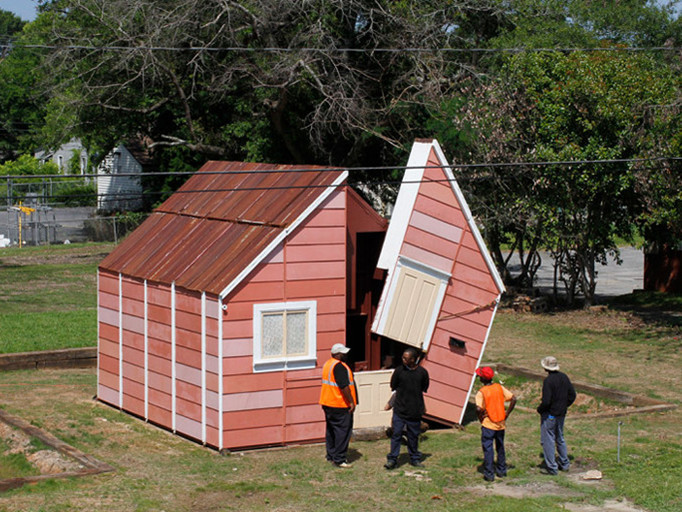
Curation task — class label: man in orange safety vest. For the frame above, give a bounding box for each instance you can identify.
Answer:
[319,343,358,468]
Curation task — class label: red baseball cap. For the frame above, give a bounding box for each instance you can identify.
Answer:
[475,366,494,380]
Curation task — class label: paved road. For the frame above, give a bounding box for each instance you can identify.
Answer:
[508,246,643,298]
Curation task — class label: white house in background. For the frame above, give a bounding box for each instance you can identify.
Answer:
[96,140,151,212]
[35,138,88,174]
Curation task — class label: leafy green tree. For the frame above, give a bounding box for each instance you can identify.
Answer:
[0,11,49,161]
[436,49,679,305]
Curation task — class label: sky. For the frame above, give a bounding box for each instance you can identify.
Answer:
[0,0,38,22]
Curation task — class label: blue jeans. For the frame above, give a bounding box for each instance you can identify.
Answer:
[540,414,569,473]
[387,412,422,464]
[481,427,506,479]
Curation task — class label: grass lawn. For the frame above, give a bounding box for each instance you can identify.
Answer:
[0,243,112,352]
[0,244,680,511]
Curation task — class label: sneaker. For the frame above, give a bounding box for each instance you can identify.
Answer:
[559,466,570,472]
[496,471,507,478]
[410,461,425,468]
[335,462,352,468]
[384,460,397,470]
[483,475,495,482]
[539,468,558,475]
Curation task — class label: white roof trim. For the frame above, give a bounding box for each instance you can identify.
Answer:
[378,139,504,294]
[376,141,432,270]
[219,170,349,299]
[428,140,505,294]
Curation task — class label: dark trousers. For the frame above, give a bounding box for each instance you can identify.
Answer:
[323,406,353,464]
[387,412,422,464]
[481,426,506,479]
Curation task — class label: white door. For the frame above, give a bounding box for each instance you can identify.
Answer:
[354,370,393,429]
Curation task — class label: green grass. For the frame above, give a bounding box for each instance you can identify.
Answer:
[0,243,109,351]
[0,436,40,479]
[0,310,97,353]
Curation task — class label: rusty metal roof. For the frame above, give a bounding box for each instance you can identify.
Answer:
[99,161,346,296]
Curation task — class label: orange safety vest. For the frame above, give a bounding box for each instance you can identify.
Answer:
[319,358,357,408]
[480,383,506,423]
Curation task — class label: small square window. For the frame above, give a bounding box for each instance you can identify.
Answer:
[253,301,317,372]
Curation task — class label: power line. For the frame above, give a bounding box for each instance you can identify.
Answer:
[1,156,679,181]
[3,42,682,54]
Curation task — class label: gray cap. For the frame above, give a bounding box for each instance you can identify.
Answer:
[541,356,560,371]
[331,343,350,355]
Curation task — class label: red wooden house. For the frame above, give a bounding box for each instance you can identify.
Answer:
[97,139,504,450]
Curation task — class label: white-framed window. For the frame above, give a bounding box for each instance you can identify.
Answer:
[253,301,317,373]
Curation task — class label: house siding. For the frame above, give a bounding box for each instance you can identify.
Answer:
[396,150,501,425]
[99,187,348,450]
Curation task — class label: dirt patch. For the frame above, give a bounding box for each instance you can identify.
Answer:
[562,499,648,512]
[0,421,83,474]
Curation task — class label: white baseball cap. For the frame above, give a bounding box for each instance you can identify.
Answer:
[331,343,350,355]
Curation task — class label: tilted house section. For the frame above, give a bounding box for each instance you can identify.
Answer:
[97,139,505,450]
[97,161,387,450]
[372,139,505,425]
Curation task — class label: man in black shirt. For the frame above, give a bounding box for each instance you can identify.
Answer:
[384,348,429,469]
[537,356,576,475]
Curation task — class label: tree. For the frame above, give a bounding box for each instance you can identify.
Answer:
[435,49,679,305]
[34,0,508,168]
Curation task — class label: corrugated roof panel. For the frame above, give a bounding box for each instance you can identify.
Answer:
[178,224,281,294]
[99,213,170,274]
[100,160,346,295]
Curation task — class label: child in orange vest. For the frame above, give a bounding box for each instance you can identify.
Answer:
[475,366,516,482]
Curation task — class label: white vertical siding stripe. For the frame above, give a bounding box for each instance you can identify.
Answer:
[96,272,100,393]
[144,280,149,420]
[201,292,207,445]
[118,273,123,409]
[218,298,224,451]
[171,282,176,433]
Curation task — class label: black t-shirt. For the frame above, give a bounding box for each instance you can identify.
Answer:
[391,364,429,420]
[333,361,350,388]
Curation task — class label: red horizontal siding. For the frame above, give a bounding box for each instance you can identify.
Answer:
[285,386,320,407]
[99,291,119,310]
[285,421,325,444]
[413,193,462,224]
[287,226,345,246]
[99,338,118,359]
[98,271,119,295]
[121,329,144,351]
[286,261,345,281]
[285,243,345,263]
[99,354,119,376]
[148,386,171,408]
[224,425,283,449]
[223,372,284,394]
[177,396,202,420]
[175,290,202,315]
[98,369,118,391]
[404,225,459,259]
[223,407,282,430]
[148,403,172,428]
[286,277,345,299]
[122,395,145,418]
